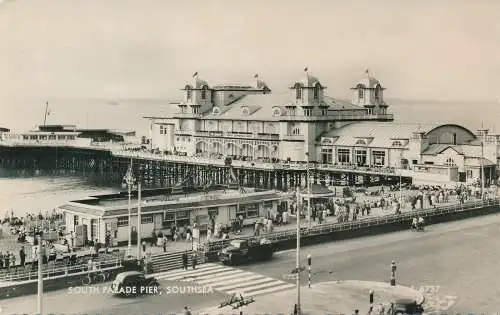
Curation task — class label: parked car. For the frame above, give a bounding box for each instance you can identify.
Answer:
[111,271,160,297]
[390,298,424,315]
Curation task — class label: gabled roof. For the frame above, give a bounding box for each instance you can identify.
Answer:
[421,144,464,156]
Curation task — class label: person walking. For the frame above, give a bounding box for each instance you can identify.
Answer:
[162,236,167,252]
[183,306,192,315]
[142,241,147,253]
[182,251,188,270]
[192,253,197,270]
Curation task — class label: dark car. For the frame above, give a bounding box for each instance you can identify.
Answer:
[218,238,274,265]
[391,298,424,315]
[111,271,160,297]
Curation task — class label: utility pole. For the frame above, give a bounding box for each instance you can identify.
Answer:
[37,235,43,315]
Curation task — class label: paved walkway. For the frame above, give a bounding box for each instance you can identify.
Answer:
[197,280,424,315]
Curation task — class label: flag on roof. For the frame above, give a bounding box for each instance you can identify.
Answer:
[193,72,198,78]
[304,67,308,72]
[254,73,258,78]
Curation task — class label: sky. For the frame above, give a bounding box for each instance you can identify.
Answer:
[0,0,499,104]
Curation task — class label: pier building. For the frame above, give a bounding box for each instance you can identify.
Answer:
[143,70,498,186]
[0,70,498,188]
[57,187,286,245]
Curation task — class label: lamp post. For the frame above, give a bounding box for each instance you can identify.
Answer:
[37,235,43,315]
[296,185,301,314]
[399,151,403,207]
[481,131,485,200]
[137,180,142,261]
[123,158,136,256]
[305,152,311,227]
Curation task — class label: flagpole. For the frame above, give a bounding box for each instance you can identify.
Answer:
[43,102,49,126]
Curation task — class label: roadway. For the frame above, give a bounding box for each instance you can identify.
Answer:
[240,212,500,314]
[2,213,500,314]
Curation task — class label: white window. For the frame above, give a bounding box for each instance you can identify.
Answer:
[117,216,129,227]
[337,149,350,163]
[303,108,312,116]
[295,83,302,100]
[141,214,154,224]
[313,83,321,100]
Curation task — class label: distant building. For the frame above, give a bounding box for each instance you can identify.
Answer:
[145,70,498,185]
[0,125,136,145]
[57,188,286,244]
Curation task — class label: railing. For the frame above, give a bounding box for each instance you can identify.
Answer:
[113,150,404,176]
[0,257,124,282]
[280,113,394,121]
[202,198,500,254]
[194,131,279,140]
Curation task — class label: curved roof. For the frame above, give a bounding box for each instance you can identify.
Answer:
[425,124,475,138]
[355,76,382,89]
[292,72,322,88]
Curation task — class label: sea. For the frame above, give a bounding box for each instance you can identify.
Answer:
[0,98,498,218]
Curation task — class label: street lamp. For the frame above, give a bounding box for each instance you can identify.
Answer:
[122,158,137,256]
[399,151,403,207]
[295,185,302,314]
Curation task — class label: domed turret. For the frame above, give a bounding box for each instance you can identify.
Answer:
[289,68,326,113]
[182,72,212,113]
[351,69,388,114]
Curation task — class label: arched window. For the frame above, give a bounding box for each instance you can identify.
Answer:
[313,83,321,100]
[375,85,381,101]
[392,140,402,147]
[242,107,249,116]
[445,157,456,166]
[212,107,220,115]
[185,85,192,101]
[355,139,366,145]
[201,86,208,100]
[273,108,281,116]
[358,88,364,100]
[295,83,302,100]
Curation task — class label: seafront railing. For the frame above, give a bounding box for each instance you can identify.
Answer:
[113,150,401,176]
[202,198,500,253]
[0,257,123,282]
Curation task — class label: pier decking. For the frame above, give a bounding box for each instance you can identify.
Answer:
[0,140,414,190]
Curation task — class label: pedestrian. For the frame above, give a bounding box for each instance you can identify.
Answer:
[162,236,167,252]
[183,306,192,315]
[5,251,10,269]
[182,251,188,270]
[192,253,197,270]
[142,241,146,253]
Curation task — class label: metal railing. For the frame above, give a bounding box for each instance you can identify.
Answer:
[202,198,499,254]
[0,257,124,282]
[113,149,403,176]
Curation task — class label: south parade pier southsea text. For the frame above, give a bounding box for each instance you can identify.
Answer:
[67,285,213,296]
